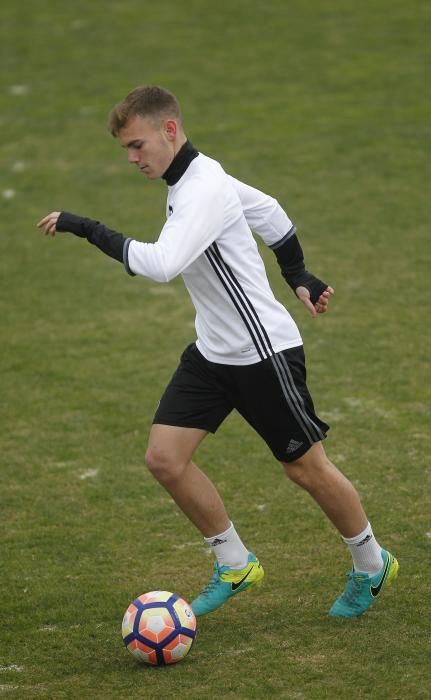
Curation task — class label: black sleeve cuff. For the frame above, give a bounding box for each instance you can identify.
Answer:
[57,211,130,268]
[273,231,328,304]
[57,211,89,237]
[268,225,297,250]
[123,238,136,276]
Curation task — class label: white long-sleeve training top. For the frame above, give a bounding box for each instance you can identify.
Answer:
[126,152,302,365]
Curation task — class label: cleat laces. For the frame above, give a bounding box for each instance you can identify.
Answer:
[338,571,368,611]
[199,571,220,599]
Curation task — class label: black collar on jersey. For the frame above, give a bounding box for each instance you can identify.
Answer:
[162,140,199,185]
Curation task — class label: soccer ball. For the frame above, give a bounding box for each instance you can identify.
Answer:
[122,591,197,665]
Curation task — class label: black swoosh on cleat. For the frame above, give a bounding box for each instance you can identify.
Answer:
[370,556,391,597]
[231,567,254,591]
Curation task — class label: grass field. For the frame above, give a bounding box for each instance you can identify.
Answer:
[1,1,430,698]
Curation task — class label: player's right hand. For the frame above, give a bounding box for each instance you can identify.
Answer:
[37,212,62,236]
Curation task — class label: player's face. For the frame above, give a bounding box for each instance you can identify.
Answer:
[119,115,177,179]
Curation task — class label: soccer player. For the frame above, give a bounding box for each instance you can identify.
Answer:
[37,85,398,618]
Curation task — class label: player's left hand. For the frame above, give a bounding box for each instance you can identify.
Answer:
[296,285,334,317]
[37,211,61,236]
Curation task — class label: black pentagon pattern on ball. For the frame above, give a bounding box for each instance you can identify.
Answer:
[123,592,196,665]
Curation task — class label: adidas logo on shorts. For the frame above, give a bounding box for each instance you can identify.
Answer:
[286,439,304,454]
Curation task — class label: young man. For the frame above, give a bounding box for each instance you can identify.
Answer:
[37,85,398,618]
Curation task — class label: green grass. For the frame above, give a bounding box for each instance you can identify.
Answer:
[1,0,430,698]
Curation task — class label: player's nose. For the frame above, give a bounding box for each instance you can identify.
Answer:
[127,149,139,164]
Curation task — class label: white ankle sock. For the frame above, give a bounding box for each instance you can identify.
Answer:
[342,522,383,575]
[204,522,249,569]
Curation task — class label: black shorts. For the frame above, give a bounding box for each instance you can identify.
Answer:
[153,343,329,462]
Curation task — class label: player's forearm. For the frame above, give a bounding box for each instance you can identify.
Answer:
[56,212,188,283]
[56,212,136,276]
[272,232,328,304]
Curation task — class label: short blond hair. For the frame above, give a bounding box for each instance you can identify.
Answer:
[108,85,182,136]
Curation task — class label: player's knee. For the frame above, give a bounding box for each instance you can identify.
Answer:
[283,448,331,492]
[144,446,183,483]
[284,461,312,490]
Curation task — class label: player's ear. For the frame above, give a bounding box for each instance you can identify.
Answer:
[163,119,177,141]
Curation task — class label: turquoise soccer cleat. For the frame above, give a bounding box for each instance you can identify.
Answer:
[329,549,399,618]
[191,553,264,616]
